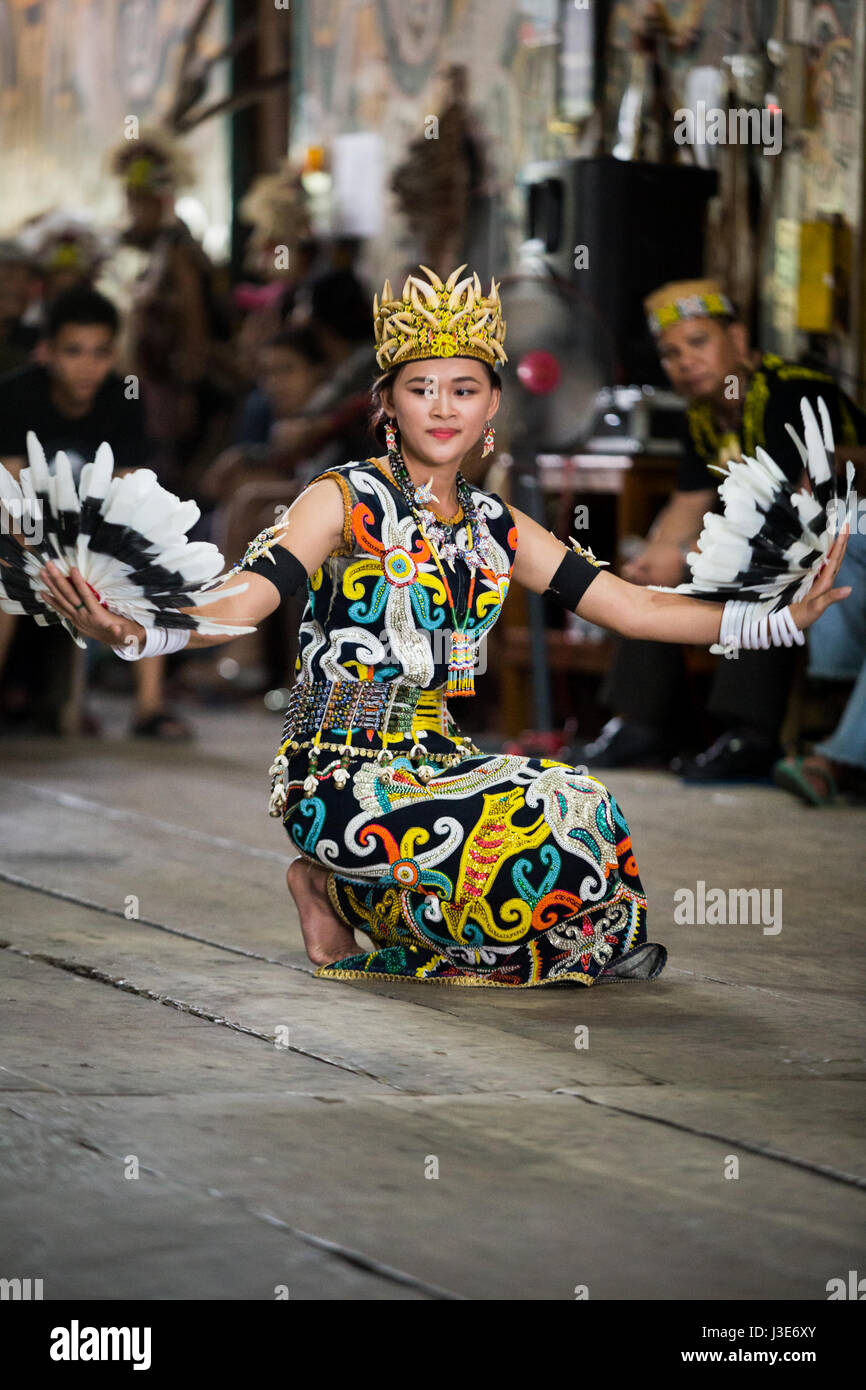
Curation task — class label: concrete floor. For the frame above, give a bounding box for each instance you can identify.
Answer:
[0,695,863,1301]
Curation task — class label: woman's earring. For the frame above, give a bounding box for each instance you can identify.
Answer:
[384,419,398,453]
[482,421,495,458]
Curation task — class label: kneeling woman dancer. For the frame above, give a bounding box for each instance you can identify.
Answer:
[42,266,850,988]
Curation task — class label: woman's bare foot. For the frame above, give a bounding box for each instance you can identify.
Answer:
[286,858,357,966]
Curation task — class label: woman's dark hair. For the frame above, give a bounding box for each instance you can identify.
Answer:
[45,286,119,340]
[368,358,502,445]
[262,325,327,365]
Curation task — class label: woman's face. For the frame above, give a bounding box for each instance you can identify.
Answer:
[385,357,499,469]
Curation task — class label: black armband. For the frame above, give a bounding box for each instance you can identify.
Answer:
[245,544,308,598]
[544,547,603,611]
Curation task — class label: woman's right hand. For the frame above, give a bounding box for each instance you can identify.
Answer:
[41,561,147,650]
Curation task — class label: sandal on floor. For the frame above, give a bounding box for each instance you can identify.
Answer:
[130,709,194,742]
[773,754,837,807]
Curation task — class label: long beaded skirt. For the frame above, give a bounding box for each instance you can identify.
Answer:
[274,682,666,988]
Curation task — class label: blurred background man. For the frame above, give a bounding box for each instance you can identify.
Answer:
[578,279,866,781]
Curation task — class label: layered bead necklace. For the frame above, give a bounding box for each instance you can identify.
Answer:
[386,431,495,696]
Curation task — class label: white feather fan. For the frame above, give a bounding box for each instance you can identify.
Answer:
[0,433,253,649]
[671,396,854,612]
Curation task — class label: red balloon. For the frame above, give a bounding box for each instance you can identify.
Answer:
[517,349,562,394]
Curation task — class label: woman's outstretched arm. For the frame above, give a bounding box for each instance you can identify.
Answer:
[508,504,851,644]
[39,477,347,650]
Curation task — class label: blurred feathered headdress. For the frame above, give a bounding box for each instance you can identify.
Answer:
[107,127,195,195]
[239,160,313,249]
[16,209,110,278]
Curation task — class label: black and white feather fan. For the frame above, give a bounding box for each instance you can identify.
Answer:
[0,432,254,648]
[671,396,854,612]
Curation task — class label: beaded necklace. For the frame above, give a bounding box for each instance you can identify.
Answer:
[386,438,494,569]
[386,440,492,696]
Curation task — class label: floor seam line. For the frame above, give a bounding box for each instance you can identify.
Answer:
[2,1103,461,1300]
[0,868,310,971]
[0,776,293,865]
[0,940,407,1094]
[556,1089,866,1190]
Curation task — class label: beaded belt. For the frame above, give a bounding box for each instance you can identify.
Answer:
[281,678,447,742]
[268,678,479,813]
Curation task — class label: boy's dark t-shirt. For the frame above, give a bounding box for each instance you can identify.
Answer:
[0,363,150,475]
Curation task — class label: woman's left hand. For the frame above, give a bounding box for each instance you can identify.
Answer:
[789,526,851,632]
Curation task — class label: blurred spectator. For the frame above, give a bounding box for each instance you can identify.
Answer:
[0,241,40,374]
[104,129,241,492]
[0,286,191,740]
[197,325,334,689]
[233,157,321,371]
[233,236,321,377]
[202,326,329,541]
[196,271,376,691]
[235,325,329,448]
[234,237,365,368]
[0,288,146,480]
[578,278,866,780]
[203,269,374,509]
[294,267,373,404]
[16,210,109,336]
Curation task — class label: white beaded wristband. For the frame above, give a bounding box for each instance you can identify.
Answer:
[771,606,804,648]
[112,626,191,661]
[710,600,804,656]
[711,599,743,656]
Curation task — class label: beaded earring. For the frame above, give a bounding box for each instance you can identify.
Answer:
[482,422,495,458]
[384,418,398,453]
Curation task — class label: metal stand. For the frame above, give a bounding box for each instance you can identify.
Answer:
[511,443,553,733]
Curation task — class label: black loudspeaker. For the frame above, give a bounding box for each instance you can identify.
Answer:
[522,156,718,385]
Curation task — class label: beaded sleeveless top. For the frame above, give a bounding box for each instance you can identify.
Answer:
[294,458,518,689]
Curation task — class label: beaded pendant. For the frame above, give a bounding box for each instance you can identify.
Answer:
[447,628,476,696]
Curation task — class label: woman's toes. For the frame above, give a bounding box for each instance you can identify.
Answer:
[309,945,352,967]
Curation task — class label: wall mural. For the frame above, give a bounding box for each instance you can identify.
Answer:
[293,0,568,280]
[292,0,864,384]
[602,1,864,376]
[0,0,230,257]
[375,0,454,94]
[799,0,863,221]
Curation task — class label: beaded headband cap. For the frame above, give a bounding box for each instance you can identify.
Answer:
[373,264,508,371]
[644,278,735,338]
